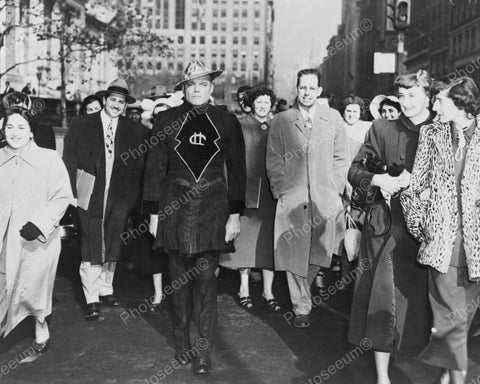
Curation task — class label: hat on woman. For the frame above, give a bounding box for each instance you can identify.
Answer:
[174,60,223,91]
[96,79,136,104]
[369,94,400,120]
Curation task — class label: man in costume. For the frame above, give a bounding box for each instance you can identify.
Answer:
[143,60,245,374]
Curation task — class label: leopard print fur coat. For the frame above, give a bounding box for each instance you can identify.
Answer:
[401,120,480,279]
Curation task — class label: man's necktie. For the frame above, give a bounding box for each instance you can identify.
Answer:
[305,115,312,131]
[106,120,114,159]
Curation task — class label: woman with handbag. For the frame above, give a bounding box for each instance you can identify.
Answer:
[347,70,434,384]
[0,105,73,361]
[401,77,480,384]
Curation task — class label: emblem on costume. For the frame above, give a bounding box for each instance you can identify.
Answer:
[175,113,220,182]
[189,132,206,146]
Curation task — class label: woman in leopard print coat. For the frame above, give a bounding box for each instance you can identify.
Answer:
[401,77,480,384]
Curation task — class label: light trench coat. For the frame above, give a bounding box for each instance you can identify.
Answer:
[266,104,349,278]
[0,142,73,336]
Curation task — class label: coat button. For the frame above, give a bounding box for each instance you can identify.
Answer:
[303,204,308,209]
[475,200,480,208]
[400,155,405,161]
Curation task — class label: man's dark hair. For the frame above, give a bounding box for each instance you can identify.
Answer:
[296,69,321,87]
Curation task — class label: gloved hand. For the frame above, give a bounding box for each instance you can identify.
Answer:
[20,222,42,241]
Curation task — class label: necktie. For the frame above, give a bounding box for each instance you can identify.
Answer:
[305,115,312,131]
[106,120,113,159]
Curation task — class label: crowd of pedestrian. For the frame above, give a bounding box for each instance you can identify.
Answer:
[1,62,480,383]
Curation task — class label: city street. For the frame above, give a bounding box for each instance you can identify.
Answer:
[1,249,480,384]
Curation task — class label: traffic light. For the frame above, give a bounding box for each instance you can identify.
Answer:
[395,0,410,31]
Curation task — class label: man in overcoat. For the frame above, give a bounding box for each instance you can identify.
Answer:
[63,79,148,320]
[266,68,349,328]
[143,60,245,374]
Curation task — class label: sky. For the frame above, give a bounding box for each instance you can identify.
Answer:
[273,0,342,101]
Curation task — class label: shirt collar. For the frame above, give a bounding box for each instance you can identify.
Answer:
[299,104,316,122]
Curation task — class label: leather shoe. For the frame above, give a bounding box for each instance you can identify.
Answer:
[19,339,50,363]
[85,302,100,321]
[175,349,193,365]
[293,314,310,328]
[193,355,211,374]
[99,295,120,307]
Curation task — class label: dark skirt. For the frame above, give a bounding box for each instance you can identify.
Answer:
[348,198,430,361]
[219,178,275,269]
[155,177,233,255]
[419,266,480,371]
[129,213,166,274]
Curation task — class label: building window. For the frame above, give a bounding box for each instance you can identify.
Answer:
[241,36,247,45]
[253,62,259,71]
[212,22,218,30]
[178,36,184,43]
[175,0,185,29]
[212,36,218,44]
[191,36,196,44]
[212,62,218,70]
[242,9,247,17]
[213,9,218,17]
[221,22,226,31]
[253,36,259,45]
[241,61,246,71]
[147,61,153,70]
[155,19,161,29]
[233,22,239,31]
[242,23,248,31]
[254,22,260,31]
[254,10,260,18]
[233,49,238,58]
[192,22,197,29]
[177,62,183,71]
[163,0,170,28]
[220,62,225,70]
[221,36,226,44]
[221,9,226,17]
[200,36,205,44]
[168,62,174,70]
[156,62,162,70]
[233,36,239,44]
[233,9,239,17]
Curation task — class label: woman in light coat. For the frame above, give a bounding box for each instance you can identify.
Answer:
[0,107,73,362]
[401,77,480,384]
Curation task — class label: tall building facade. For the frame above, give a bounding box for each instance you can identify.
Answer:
[405,0,480,85]
[321,0,397,106]
[138,0,274,105]
[0,0,116,100]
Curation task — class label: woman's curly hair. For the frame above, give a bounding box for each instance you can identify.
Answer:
[447,77,480,117]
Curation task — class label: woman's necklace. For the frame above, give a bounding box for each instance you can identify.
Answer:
[453,119,475,161]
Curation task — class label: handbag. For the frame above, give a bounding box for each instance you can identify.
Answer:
[344,212,362,262]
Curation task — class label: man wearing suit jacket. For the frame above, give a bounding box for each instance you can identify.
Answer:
[266,69,349,329]
[63,79,148,320]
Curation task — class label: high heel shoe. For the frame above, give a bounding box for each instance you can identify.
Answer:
[20,339,50,363]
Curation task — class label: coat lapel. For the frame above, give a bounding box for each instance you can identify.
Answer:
[291,105,311,139]
[84,112,104,172]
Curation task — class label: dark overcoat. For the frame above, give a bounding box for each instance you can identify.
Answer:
[63,111,149,264]
[347,114,432,361]
[220,114,275,269]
